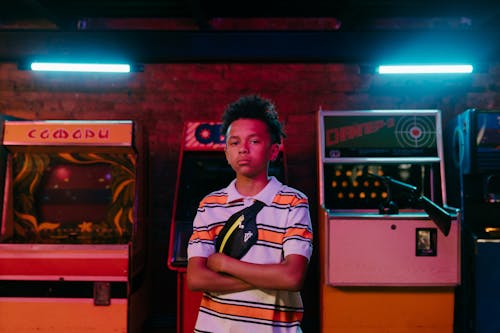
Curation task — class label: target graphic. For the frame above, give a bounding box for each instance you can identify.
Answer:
[395,116,436,148]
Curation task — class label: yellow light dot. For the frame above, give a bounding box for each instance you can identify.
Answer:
[363,180,370,187]
[348,192,355,199]
[335,170,341,177]
[341,181,348,187]
[346,170,352,177]
[338,192,344,199]
[374,180,380,187]
[359,192,366,199]
[352,180,359,187]
[381,192,388,199]
[370,192,377,199]
[331,180,338,188]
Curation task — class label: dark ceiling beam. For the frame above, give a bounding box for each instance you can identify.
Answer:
[186,0,211,30]
[0,30,499,64]
[20,0,77,30]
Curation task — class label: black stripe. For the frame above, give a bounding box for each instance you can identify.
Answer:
[0,280,127,298]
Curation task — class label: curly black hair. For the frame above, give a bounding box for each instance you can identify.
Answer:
[221,95,286,144]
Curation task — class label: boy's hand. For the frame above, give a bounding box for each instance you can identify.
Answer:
[207,252,233,273]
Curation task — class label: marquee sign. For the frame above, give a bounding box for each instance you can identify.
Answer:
[321,110,440,160]
[2,120,133,146]
[184,121,226,151]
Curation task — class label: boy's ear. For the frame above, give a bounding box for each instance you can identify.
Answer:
[270,143,280,161]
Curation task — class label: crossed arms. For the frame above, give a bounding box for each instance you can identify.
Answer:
[187,253,308,293]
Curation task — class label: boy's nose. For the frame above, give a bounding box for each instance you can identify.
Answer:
[239,143,249,153]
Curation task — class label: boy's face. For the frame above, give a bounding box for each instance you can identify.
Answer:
[224,118,280,179]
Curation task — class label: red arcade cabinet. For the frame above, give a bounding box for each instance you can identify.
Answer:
[0,120,149,333]
[317,110,461,333]
[167,121,286,333]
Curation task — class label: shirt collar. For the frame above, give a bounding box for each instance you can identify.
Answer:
[227,176,282,206]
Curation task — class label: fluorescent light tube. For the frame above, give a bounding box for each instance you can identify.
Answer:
[377,64,473,74]
[30,62,131,73]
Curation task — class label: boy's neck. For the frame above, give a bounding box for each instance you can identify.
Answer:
[235,175,270,197]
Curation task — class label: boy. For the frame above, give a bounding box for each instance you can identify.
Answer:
[187,95,313,332]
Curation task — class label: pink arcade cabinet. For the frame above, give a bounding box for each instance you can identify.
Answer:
[317,110,461,333]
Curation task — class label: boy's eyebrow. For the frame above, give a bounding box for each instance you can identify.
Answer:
[227,133,261,139]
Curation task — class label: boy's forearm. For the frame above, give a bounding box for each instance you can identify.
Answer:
[190,271,252,293]
[187,257,252,293]
[207,253,308,291]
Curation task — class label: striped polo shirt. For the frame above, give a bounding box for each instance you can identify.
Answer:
[188,176,313,333]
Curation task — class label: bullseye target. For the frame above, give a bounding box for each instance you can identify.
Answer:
[395,116,436,148]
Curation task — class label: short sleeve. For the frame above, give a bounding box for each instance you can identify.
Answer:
[282,200,313,261]
[187,209,217,259]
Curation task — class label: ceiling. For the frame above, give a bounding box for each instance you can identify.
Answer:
[2,0,499,30]
[1,0,499,63]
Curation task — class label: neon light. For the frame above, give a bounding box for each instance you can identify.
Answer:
[377,64,473,74]
[30,62,131,73]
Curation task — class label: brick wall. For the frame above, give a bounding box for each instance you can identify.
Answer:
[1,61,499,331]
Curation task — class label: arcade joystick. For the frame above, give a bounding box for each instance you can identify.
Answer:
[369,173,453,236]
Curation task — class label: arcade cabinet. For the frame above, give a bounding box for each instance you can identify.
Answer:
[0,120,149,333]
[446,109,500,333]
[167,121,286,333]
[317,110,460,333]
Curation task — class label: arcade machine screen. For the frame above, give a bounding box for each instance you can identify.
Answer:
[474,111,500,206]
[323,163,439,211]
[2,152,135,244]
[476,111,500,153]
[170,151,233,266]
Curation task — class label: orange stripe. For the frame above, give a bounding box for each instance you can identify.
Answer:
[201,296,303,323]
[272,194,308,207]
[199,195,228,208]
[258,227,313,244]
[189,225,223,242]
[258,229,284,244]
[284,228,313,241]
[189,230,210,242]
